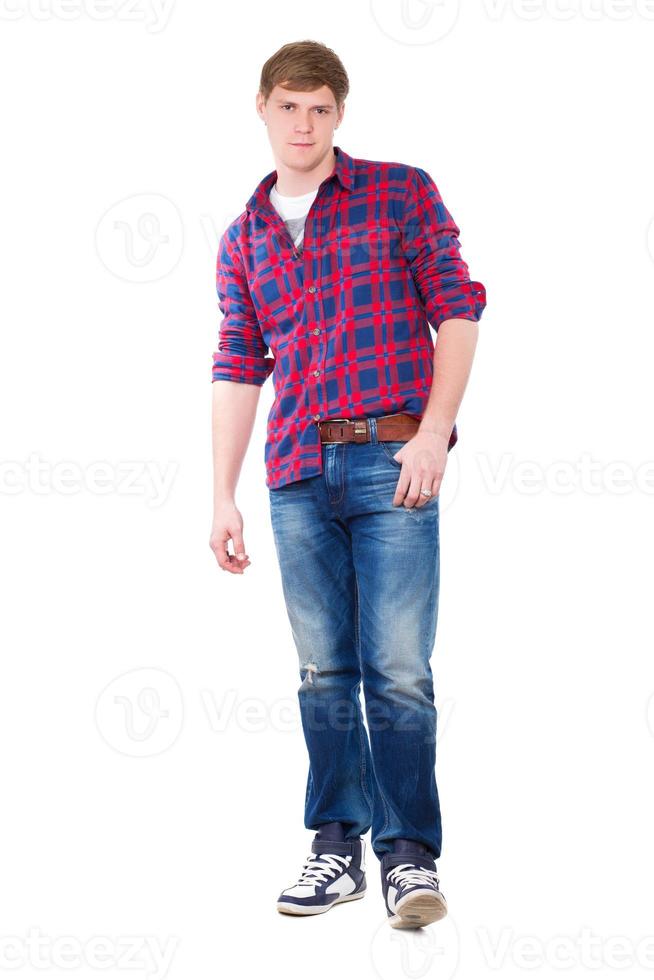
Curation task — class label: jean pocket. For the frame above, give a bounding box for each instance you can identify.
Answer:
[378,440,405,469]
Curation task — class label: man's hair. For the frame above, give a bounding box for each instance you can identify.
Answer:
[259,40,349,110]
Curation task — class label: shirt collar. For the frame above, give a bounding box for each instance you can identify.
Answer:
[245,144,354,214]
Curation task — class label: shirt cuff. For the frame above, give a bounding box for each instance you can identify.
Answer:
[212,351,275,386]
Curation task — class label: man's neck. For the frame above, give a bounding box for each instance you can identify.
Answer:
[273,146,337,197]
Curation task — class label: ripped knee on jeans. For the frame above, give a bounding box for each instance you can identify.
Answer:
[300,661,320,687]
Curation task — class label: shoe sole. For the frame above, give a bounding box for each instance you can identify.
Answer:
[388,889,448,929]
[277,888,367,916]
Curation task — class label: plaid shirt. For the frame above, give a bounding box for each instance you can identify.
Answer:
[212,145,487,490]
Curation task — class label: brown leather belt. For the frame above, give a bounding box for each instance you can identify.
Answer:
[318,412,421,444]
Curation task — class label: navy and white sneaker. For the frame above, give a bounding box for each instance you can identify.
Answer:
[380,839,448,929]
[276,821,367,916]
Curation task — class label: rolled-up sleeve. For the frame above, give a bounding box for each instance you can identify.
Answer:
[400,166,487,332]
[211,230,275,386]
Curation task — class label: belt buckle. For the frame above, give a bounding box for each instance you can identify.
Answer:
[319,417,352,444]
[319,417,370,444]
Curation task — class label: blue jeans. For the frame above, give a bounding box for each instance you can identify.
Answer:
[268,418,442,861]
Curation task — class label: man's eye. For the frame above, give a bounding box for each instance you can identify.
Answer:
[281,105,328,113]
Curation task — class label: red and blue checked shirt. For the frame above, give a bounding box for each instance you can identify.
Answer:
[212,145,487,490]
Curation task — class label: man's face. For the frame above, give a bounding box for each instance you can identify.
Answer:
[256,83,344,174]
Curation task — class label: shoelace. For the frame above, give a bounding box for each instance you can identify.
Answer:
[387,863,441,891]
[294,852,352,886]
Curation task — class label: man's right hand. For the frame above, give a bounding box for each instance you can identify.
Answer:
[209,502,252,575]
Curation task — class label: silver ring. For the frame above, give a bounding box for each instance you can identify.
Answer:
[420,488,432,497]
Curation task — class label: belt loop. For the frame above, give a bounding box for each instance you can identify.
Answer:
[369,417,378,444]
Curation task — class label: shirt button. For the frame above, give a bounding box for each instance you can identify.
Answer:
[308,285,317,293]
[313,369,320,377]
[313,413,320,421]
[312,328,320,335]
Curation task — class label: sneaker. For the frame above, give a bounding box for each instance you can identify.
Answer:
[276,821,367,916]
[380,839,448,929]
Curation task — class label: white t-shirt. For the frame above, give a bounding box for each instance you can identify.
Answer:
[269,182,320,250]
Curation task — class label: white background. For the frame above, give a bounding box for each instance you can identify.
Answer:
[1,1,653,978]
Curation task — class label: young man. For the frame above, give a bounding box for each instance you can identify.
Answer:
[210,40,487,929]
